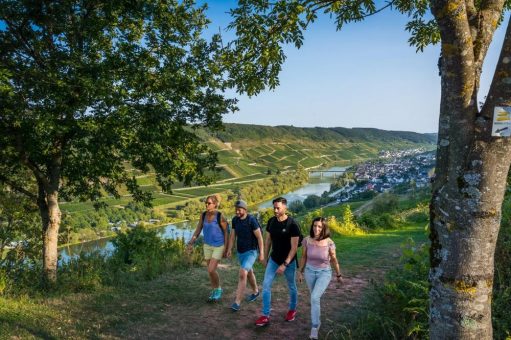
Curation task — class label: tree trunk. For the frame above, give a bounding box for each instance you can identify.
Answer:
[429,16,511,340]
[37,181,61,286]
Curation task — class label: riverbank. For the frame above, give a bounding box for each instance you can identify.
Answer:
[0,222,428,339]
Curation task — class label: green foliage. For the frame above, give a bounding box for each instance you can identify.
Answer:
[358,212,402,230]
[0,182,44,293]
[303,194,321,209]
[1,0,236,202]
[58,252,106,292]
[372,193,399,214]
[493,196,511,339]
[110,227,202,281]
[258,208,275,228]
[342,238,430,339]
[288,200,306,214]
[332,205,366,235]
[401,203,429,224]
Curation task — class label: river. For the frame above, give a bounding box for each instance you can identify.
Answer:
[59,166,346,262]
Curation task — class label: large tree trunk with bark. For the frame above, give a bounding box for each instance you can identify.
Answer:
[36,180,61,286]
[429,5,511,338]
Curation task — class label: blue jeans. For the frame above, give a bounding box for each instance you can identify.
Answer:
[262,258,297,316]
[304,264,332,328]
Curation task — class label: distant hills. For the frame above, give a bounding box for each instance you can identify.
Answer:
[213,124,438,145]
[62,123,437,214]
[202,123,437,181]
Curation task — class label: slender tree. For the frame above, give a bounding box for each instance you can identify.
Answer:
[0,0,236,285]
[226,0,511,338]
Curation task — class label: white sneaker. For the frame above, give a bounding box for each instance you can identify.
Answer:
[309,327,319,339]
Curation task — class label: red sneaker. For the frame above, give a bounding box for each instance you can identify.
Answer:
[255,315,270,327]
[285,310,297,322]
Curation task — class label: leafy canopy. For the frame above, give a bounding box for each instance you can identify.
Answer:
[0,0,236,204]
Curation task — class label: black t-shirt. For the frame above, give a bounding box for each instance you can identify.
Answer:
[266,216,300,265]
[232,214,261,253]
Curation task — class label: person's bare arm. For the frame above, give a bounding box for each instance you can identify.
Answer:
[297,240,307,283]
[276,236,298,274]
[329,240,342,283]
[220,215,229,257]
[253,228,264,262]
[263,232,271,267]
[227,228,236,258]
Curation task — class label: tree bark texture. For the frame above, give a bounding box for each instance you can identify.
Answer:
[429,2,511,338]
[37,180,61,285]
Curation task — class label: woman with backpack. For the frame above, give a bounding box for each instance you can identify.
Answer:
[187,194,229,302]
[297,217,342,340]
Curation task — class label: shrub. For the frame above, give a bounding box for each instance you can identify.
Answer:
[289,200,306,214]
[340,238,429,339]
[328,206,366,236]
[372,193,399,214]
[401,203,429,224]
[111,226,202,281]
[493,197,511,339]
[58,252,106,292]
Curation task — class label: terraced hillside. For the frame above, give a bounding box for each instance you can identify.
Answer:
[60,124,436,215]
[209,124,437,181]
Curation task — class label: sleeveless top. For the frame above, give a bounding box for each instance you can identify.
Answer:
[203,212,224,247]
[302,237,335,268]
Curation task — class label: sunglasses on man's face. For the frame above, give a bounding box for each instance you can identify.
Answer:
[206,201,214,205]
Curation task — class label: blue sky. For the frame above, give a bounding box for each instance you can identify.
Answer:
[2,4,508,134]
[204,1,509,133]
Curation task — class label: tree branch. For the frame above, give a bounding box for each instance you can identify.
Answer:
[3,18,47,70]
[12,131,50,188]
[0,173,37,200]
[480,16,511,120]
[472,0,505,68]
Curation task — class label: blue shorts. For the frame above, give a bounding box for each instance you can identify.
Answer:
[238,249,258,271]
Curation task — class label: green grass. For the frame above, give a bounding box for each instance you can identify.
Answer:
[333,223,428,274]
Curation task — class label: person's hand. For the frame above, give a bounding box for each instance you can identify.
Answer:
[223,250,228,258]
[336,274,343,284]
[186,243,193,254]
[276,264,286,275]
[261,258,267,267]
[297,271,304,283]
[226,250,232,258]
[258,253,265,263]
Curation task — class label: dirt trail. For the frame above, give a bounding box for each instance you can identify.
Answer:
[123,268,371,340]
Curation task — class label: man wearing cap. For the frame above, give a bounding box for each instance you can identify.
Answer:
[227,199,264,311]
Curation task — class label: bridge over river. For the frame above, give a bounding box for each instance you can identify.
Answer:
[308,167,347,179]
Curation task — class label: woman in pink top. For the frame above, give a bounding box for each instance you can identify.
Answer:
[298,217,342,340]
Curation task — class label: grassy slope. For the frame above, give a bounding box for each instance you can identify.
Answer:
[0,221,428,339]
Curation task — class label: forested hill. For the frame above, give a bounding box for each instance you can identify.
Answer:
[212,123,438,145]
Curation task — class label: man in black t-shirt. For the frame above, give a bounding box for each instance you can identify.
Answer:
[226,199,264,311]
[255,197,300,327]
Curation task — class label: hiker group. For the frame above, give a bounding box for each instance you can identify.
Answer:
[186,195,343,340]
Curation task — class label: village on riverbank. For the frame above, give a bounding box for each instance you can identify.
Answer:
[328,148,435,202]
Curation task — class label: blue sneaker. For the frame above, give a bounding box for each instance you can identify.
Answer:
[246,291,260,302]
[231,302,240,311]
[212,288,223,301]
[207,289,216,302]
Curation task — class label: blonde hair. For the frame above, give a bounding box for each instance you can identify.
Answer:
[206,194,221,209]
